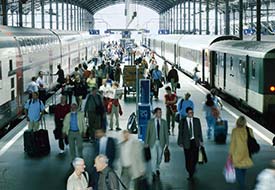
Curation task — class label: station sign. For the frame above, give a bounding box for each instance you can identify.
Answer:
[89,29,100,35]
[158,29,169,35]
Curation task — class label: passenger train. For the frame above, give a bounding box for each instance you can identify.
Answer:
[0,25,103,131]
[143,35,275,133]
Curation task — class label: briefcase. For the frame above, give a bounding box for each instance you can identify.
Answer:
[144,147,151,161]
[164,146,170,163]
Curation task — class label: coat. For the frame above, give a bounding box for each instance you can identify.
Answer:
[177,117,203,149]
[95,137,117,168]
[145,118,169,148]
[62,111,86,135]
[229,127,254,168]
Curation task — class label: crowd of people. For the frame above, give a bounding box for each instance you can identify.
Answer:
[23,41,275,190]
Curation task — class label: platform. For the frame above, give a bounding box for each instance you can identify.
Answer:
[0,56,274,190]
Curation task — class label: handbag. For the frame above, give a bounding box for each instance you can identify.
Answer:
[144,146,151,161]
[198,146,207,164]
[246,127,260,157]
[224,157,236,183]
[175,113,181,123]
[164,146,170,163]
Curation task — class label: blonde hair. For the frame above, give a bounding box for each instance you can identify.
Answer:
[236,116,247,128]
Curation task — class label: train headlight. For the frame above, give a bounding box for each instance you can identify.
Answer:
[270,86,275,92]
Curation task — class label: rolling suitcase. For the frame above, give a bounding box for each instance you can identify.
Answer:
[214,119,228,144]
[35,117,51,156]
[24,130,40,157]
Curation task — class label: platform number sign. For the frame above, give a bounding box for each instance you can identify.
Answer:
[158,29,169,35]
[89,29,100,35]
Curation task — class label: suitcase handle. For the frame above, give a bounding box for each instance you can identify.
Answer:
[40,116,47,130]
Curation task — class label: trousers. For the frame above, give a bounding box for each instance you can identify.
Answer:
[68,131,83,160]
[150,140,163,174]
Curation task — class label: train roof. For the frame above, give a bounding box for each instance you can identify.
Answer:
[177,35,239,50]
[209,40,275,58]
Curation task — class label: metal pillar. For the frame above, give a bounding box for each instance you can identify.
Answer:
[188,0,191,33]
[70,1,73,30]
[193,0,196,34]
[170,9,172,33]
[233,8,235,35]
[77,5,79,31]
[40,0,45,28]
[184,0,186,33]
[56,0,59,30]
[266,2,269,23]
[250,5,253,30]
[180,1,182,33]
[176,4,179,34]
[206,0,209,34]
[256,0,261,41]
[215,0,218,35]
[19,0,23,27]
[225,0,230,35]
[74,4,76,31]
[199,0,202,34]
[1,0,7,25]
[31,0,35,28]
[239,0,243,40]
[49,0,53,29]
[66,0,69,30]
[62,0,64,30]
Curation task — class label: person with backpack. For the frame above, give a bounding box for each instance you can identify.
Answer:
[203,93,217,139]
[24,92,45,131]
[94,154,120,190]
[177,92,194,120]
[67,157,92,190]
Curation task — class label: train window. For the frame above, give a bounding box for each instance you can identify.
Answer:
[11,90,15,100]
[239,60,246,74]
[9,60,13,71]
[252,61,256,79]
[11,78,15,88]
[230,57,233,71]
[0,61,2,79]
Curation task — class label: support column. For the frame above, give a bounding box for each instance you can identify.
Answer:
[250,5,253,30]
[74,4,76,31]
[193,0,196,34]
[225,0,230,35]
[180,1,182,33]
[66,0,69,30]
[206,0,209,34]
[170,9,173,33]
[183,0,186,33]
[215,0,218,35]
[239,0,243,40]
[49,0,53,29]
[11,11,14,26]
[175,4,178,34]
[256,0,261,41]
[62,0,64,30]
[40,0,44,28]
[1,0,7,25]
[56,0,59,30]
[233,8,235,35]
[199,0,202,34]
[19,0,23,27]
[70,1,73,30]
[188,0,190,33]
[77,5,79,31]
[31,0,35,28]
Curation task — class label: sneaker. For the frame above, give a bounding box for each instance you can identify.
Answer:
[116,127,122,131]
[109,128,113,131]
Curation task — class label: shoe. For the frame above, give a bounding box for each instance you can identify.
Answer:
[116,127,122,131]
[168,131,171,135]
[59,150,64,154]
[156,170,160,176]
[187,175,194,181]
[109,128,113,131]
[152,173,157,181]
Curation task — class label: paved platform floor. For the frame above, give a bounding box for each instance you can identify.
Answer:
[0,59,274,190]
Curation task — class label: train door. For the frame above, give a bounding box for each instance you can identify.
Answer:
[220,53,226,90]
[174,44,177,65]
[85,47,88,61]
[15,54,23,113]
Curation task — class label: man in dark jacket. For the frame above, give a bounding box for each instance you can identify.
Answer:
[167,65,179,93]
[94,154,119,190]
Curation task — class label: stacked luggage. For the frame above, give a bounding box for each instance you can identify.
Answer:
[23,117,51,157]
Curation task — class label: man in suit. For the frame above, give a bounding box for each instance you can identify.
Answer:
[178,107,203,180]
[145,107,169,179]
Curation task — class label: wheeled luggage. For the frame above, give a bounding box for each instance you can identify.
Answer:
[24,117,51,157]
[214,119,228,144]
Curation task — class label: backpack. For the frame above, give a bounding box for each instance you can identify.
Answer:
[127,112,138,134]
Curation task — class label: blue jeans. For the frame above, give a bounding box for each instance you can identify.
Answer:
[235,168,247,190]
[206,116,215,139]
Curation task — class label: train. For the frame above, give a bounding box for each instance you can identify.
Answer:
[0,25,103,131]
[143,34,275,133]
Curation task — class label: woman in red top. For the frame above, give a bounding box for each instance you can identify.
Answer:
[54,95,71,153]
[164,86,177,135]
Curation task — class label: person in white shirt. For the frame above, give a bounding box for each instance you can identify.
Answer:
[36,71,47,104]
[26,77,39,99]
[67,157,92,190]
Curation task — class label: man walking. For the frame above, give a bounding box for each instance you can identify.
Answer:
[167,65,179,92]
[177,107,203,180]
[63,103,86,160]
[145,107,169,180]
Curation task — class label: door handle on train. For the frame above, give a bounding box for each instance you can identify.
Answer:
[230,74,234,77]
